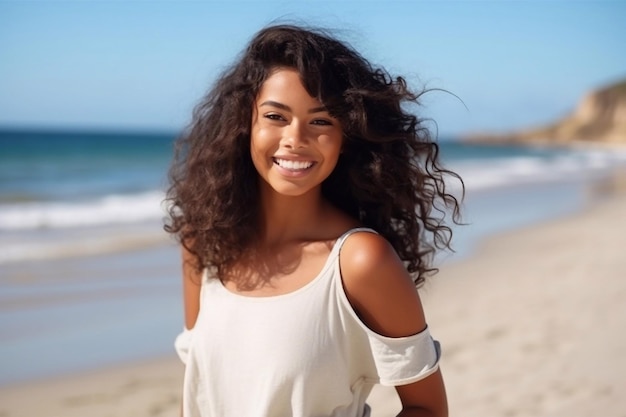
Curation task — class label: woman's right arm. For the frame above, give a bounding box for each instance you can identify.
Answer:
[179,246,202,417]
[181,245,202,330]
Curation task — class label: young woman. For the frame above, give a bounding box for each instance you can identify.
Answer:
[165,24,462,417]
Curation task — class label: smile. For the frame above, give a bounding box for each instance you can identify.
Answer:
[273,158,315,171]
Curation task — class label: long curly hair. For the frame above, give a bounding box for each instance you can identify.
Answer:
[164,24,463,286]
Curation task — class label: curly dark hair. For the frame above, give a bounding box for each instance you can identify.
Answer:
[164,24,463,286]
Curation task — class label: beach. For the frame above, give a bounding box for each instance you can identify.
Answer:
[1,185,624,416]
[2,131,626,416]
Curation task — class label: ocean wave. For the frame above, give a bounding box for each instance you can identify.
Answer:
[0,191,168,231]
[0,229,170,264]
[2,149,626,232]
[446,149,626,192]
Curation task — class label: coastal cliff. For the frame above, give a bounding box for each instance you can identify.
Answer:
[467,78,626,146]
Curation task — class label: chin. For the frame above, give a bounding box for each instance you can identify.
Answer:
[265,181,319,198]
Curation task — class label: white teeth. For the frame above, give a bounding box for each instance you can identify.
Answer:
[274,158,314,170]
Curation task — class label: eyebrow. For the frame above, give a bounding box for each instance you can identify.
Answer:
[259,100,327,114]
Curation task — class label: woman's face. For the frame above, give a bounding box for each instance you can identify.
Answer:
[250,68,343,199]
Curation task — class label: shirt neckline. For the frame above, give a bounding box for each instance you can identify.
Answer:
[213,227,374,301]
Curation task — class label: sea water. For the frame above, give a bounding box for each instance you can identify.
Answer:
[1,128,626,385]
[3,130,625,263]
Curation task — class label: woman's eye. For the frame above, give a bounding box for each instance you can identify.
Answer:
[311,119,333,126]
[264,114,285,121]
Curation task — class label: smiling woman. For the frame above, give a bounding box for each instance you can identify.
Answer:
[164,24,462,417]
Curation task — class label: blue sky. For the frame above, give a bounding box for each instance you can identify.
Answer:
[1,0,625,137]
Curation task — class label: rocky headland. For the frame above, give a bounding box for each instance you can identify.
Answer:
[466,77,626,147]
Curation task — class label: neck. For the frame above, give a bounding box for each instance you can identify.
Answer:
[257,185,327,246]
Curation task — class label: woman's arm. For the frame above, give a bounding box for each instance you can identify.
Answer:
[179,246,203,417]
[340,232,448,417]
[181,245,202,330]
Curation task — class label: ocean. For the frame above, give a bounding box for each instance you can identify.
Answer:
[1,128,626,385]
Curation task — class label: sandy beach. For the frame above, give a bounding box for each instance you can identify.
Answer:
[1,191,625,417]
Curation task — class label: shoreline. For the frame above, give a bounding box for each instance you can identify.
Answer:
[0,175,611,387]
[0,177,601,386]
[1,188,625,416]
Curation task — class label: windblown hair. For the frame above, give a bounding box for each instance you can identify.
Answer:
[165,24,463,286]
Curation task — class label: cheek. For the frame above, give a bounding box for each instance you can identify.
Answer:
[319,134,343,160]
[250,127,274,168]
[249,138,263,169]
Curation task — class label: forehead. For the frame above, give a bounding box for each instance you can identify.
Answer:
[256,68,318,102]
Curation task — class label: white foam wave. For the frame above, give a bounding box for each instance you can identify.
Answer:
[0,191,168,231]
[446,150,626,192]
[2,149,626,232]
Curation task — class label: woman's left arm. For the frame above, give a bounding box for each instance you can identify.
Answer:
[340,232,448,417]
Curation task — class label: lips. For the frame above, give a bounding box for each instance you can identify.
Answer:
[273,158,315,171]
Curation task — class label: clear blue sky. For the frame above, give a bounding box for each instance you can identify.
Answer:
[1,0,625,137]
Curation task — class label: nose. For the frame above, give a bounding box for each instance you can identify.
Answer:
[282,121,307,149]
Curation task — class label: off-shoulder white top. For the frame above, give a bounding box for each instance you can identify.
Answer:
[175,228,440,417]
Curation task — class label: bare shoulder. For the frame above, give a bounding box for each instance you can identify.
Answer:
[339,231,399,278]
[339,231,427,337]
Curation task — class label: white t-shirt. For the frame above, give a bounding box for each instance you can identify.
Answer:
[175,228,441,417]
